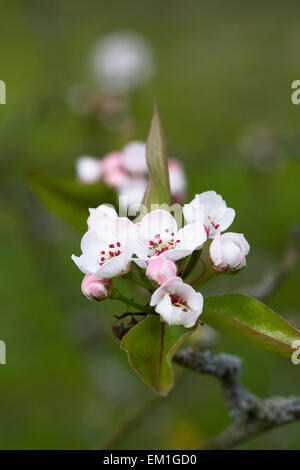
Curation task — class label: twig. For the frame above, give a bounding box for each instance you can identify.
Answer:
[174,348,300,449]
[98,395,160,450]
[241,224,300,301]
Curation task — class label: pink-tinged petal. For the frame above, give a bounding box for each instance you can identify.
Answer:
[103,168,129,189]
[210,231,223,266]
[168,159,186,196]
[146,257,177,285]
[81,274,111,301]
[101,152,123,174]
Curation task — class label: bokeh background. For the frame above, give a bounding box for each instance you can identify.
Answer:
[1,0,300,449]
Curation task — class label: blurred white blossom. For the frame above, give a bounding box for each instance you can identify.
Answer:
[89,32,155,93]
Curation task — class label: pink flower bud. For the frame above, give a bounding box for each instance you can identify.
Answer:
[209,231,250,271]
[81,274,111,301]
[146,257,177,285]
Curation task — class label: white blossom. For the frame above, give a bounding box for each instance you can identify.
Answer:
[87,204,118,229]
[89,32,154,93]
[150,277,203,328]
[122,141,147,175]
[183,191,235,238]
[133,209,207,268]
[76,156,102,184]
[72,215,136,280]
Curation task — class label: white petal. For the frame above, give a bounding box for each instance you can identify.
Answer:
[76,156,102,183]
[155,293,175,324]
[132,257,148,269]
[183,200,205,225]
[176,222,207,251]
[138,210,178,242]
[219,208,235,232]
[88,204,118,229]
[71,254,99,274]
[221,241,242,268]
[94,252,130,279]
[161,248,192,262]
[80,229,101,257]
[187,291,203,313]
[150,285,167,307]
[210,231,223,266]
[180,309,200,328]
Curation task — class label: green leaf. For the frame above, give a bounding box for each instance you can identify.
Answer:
[143,103,171,210]
[27,172,116,233]
[121,315,196,396]
[202,294,300,357]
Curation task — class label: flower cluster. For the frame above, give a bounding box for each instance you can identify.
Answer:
[72,190,249,329]
[76,141,186,206]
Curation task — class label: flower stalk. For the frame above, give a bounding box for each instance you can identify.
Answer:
[110,287,153,314]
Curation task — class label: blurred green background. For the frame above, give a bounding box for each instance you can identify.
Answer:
[0,0,300,449]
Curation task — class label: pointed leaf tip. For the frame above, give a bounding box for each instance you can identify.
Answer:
[143,104,171,211]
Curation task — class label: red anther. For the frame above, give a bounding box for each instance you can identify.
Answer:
[109,244,114,248]
[101,257,105,261]
[116,242,121,247]
[109,251,114,257]
[176,240,180,243]
[215,224,220,229]
[159,239,162,244]
[116,250,121,256]
[101,251,105,254]
[149,240,154,246]
[155,233,160,239]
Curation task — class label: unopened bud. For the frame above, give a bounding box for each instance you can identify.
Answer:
[81,274,111,301]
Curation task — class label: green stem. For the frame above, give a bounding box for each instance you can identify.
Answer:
[110,288,153,314]
[189,259,217,289]
[182,249,202,280]
[125,271,154,292]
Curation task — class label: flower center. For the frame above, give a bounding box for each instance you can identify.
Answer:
[170,294,189,312]
[207,216,220,230]
[147,230,180,257]
[99,241,122,266]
